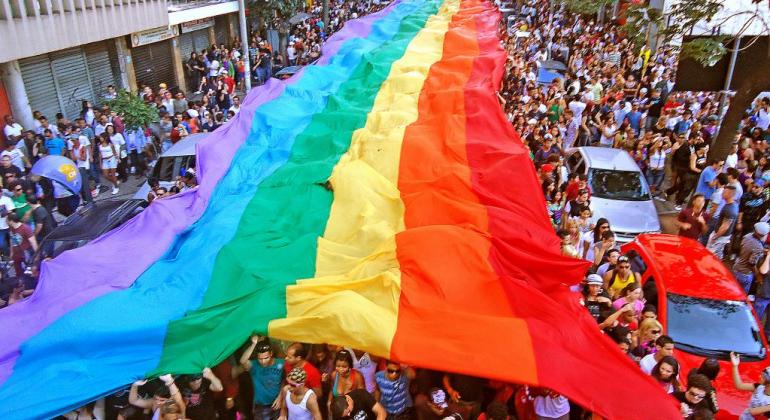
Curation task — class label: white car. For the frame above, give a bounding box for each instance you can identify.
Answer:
[564,147,661,243]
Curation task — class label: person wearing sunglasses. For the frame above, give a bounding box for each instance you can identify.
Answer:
[373,361,415,420]
[672,373,714,419]
[279,367,322,420]
[603,255,641,300]
[632,318,663,359]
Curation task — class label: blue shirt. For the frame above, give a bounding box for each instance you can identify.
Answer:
[695,166,718,197]
[250,358,284,405]
[374,370,411,415]
[45,137,66,156]
[626,111,642,130]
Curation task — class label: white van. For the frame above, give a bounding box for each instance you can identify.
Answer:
[133,133,208,200]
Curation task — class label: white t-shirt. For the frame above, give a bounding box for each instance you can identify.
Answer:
[70,138,91,169]
[0,149,25,172]
[110,133,127,159]
[742,385,770,420]
[757,107,770,130]
[0,195,15,230]
[3,123,23,139]
[639,353,658,374]
[724,152,738,169]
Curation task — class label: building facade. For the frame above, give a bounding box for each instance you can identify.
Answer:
[0,0,242,133]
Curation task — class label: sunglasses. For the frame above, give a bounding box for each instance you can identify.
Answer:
[13,187,22,192]
[651,329,661,334]
[618,265,631,269]
[288,382,304,388]
[687,389,706,400]
[387,368,401,374]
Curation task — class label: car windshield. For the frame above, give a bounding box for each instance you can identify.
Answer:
[667,293,766,360]
[588,168,650,201]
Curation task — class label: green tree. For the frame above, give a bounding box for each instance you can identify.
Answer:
[562,0,770,159]
[106,91,158,130]
[248,0,305,63]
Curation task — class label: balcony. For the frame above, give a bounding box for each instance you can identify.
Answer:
[0,0,169,63]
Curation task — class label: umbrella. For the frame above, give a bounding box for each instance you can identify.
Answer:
[288,12,311,25]
[30,155,81,195]
[540,59,568,72]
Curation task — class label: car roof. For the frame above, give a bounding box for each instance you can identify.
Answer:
[45,199,145,241]
[162,133,208,157]
[573,146,641,171]
[629,234,746,301]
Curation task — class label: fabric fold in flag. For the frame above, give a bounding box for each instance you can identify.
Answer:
[0,1,681,419]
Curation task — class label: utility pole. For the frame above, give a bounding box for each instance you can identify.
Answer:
[713,36,741,143]
[323,0,329,30]
[239,0,252,91]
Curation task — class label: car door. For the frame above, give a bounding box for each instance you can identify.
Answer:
[566,151,586,174]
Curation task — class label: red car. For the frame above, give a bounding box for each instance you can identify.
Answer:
[622,234,769,418]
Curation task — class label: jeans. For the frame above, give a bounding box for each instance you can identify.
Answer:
[646,169,665,190]
[78,167,94,203]
[0,228,8,256]
[254,404,278,420]
[754,297,770,332]
[734,271,754,293]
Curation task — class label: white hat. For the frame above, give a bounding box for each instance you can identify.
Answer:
[586,274,603,286]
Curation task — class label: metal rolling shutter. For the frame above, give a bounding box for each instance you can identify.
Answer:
[84,42,118,106]
[131,40,175,92]
[179,31,195,62]
[50,48,95,120]
[215,15,229,45]
[193,30,210,54]
[19,56,60,122]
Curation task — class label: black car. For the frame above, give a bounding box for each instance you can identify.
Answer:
[33,199,148,264]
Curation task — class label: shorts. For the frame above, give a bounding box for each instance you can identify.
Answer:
[101,156,117,170]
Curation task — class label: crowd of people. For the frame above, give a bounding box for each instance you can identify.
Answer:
[0,0,393,307]
[3,0,770,418]
[496,0,770,419]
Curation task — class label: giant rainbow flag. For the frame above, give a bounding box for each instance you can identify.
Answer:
[0,1,680,418]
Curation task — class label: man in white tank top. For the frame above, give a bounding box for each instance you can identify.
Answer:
[279,367,322,420]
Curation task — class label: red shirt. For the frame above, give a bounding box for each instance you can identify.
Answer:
[284,361,322,390]
[564,181,592,202]
[10,224,33,252]
[677,208,710,239]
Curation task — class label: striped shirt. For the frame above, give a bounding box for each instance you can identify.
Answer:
[374,370,411,415]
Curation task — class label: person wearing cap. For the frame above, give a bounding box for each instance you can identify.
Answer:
[533,136,559,166]
[240,336,285,420]
[603,255,641,299]
[730,352,770,419]
[738,179,769,236]
[285,343,323,399]
[279,367,323,420]
[581,274,611,323]
[179,367,224,420]
[732,222,770,293]
[330,386,386,420]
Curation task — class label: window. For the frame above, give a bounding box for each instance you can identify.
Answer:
[588,168,650,201]
[667,293,766,360]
